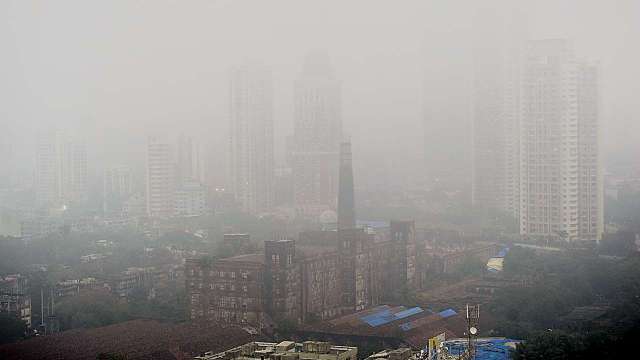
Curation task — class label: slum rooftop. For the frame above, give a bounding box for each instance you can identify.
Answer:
[195,341,358,360]
[0,319,260,360]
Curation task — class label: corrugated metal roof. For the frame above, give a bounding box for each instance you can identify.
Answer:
[361,307,424,327]
[437,309,457,318]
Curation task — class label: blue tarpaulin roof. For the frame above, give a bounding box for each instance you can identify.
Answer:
[443,338,521,360]
[361,307,424,327]
[394,307,424,320]
[438,309,457,318]
[357,220,389,229]
[496,247,510,258]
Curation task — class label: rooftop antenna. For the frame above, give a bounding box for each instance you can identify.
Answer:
[464,304,480,360]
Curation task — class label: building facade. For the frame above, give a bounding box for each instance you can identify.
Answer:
[291,52,342,217]
[173,180,206,217]
[229,65,274,214]
[186,254,266,325]
[103,165,134,215]
[471,12,522,218]
[519,40,603,243]
[0,274,31,327]
[186,221,419,326]
[35,129,88,209]
[146,136,174,218]
[195,341,357,360]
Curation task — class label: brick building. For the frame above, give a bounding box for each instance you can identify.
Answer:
[186,254,266,324]
[187,142,425,326]
[186,220,418,326]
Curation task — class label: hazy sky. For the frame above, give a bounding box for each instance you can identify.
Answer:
[1,0,639,185]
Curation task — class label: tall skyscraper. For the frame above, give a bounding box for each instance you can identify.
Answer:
[471,10,523,218]
[35,129,60,208]
[61,137,88,205]
[0,129,13,189]
[423,31,472,190]
[519,40,603,243]
[176,134,206,186]
[146,135,174,218]
[291,52,342,216]
[35,129,88,209]
[229,65,274,214]
[337,141,355,230]
[103,165,134,215]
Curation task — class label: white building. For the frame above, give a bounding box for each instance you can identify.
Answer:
[146,136,174,218]
[35,129,88,209]
[291,52,342,216]
[174,180,206,217]
[229,65,274,214]
[103,165,134,215]
[177,134,206,186]
[519,40,603,243]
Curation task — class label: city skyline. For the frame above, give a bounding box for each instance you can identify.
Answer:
[2,1,638,191]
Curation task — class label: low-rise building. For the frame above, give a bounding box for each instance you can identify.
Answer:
[0,274,31,327]
[55,278,100,298]
[108,267,162,297]
[174,180,207,217]
[187,254,266,324]
[194,341,357,360]
[187,221,419,327]
[365,348,415,360]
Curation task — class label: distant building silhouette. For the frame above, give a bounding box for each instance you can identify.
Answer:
[229,65,274,214]
[291,52,342,217]
[146,135,174,218]
[471,11,523,218]
[35,129,88,209]
[337,141,355,230]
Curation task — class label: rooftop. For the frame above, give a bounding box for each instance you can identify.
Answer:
[297,245,337,257]
[219,253,266,265]
[195,341,357,360]
[0,319,259,360]
[299,305,467,349]
[440,338,521,360]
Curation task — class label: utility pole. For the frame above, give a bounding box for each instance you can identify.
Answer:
[40,287,45,333]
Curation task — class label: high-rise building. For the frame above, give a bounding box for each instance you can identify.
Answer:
[519,40,603,243]
[176,134,205,186]
[0,130,13,189]
[291,52,341,216]
[173,179,206,217]
[146,135,174,218]
[229,65,274,214]
[35,129,61,208]
[35,129,88,209]
[423,32,472,190]
[61,137,88,205]
[471,11,523,218]
[337,142,355,230]
[103,165,134,215]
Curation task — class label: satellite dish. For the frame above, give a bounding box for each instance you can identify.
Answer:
[469,327,478,335]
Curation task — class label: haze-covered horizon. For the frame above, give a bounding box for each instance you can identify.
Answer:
[2,0,639,188]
